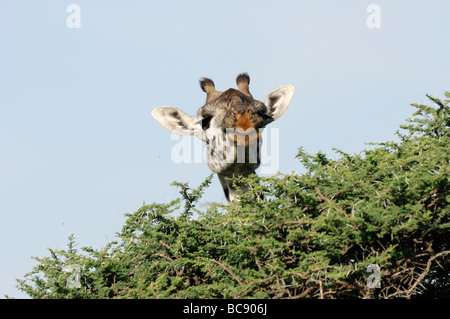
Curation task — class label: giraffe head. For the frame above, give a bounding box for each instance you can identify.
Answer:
[151,73,294,201]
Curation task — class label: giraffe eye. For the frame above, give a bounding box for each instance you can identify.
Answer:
[201,116,212,130]
[257,111,273,122]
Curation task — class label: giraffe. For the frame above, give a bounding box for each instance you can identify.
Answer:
[151,73,294,202]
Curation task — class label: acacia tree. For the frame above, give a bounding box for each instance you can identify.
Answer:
[17,93,449,299]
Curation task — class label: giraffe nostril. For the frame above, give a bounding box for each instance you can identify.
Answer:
[201,116,212,130]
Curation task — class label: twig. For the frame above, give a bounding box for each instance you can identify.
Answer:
[315,186,330,202]
[159,240,172,251]
[156,253,174,262]
[386,250,450,298]
[265,220,313,233]
[235,275,277,298]
[209,258,243,285]
[405,250,450,297]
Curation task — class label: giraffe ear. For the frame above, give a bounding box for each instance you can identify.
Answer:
[264,85,295,121]
[151,106,203,138]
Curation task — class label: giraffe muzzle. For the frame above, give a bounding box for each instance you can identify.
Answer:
[226,127,260,147]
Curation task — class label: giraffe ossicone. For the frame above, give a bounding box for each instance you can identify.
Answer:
[151,73,294,202]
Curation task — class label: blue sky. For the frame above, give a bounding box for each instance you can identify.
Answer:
[1,0,449,298]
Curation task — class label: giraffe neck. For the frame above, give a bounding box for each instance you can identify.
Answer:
[217,171,255,202]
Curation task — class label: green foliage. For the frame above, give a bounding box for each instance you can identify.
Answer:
[17,93,450,299]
